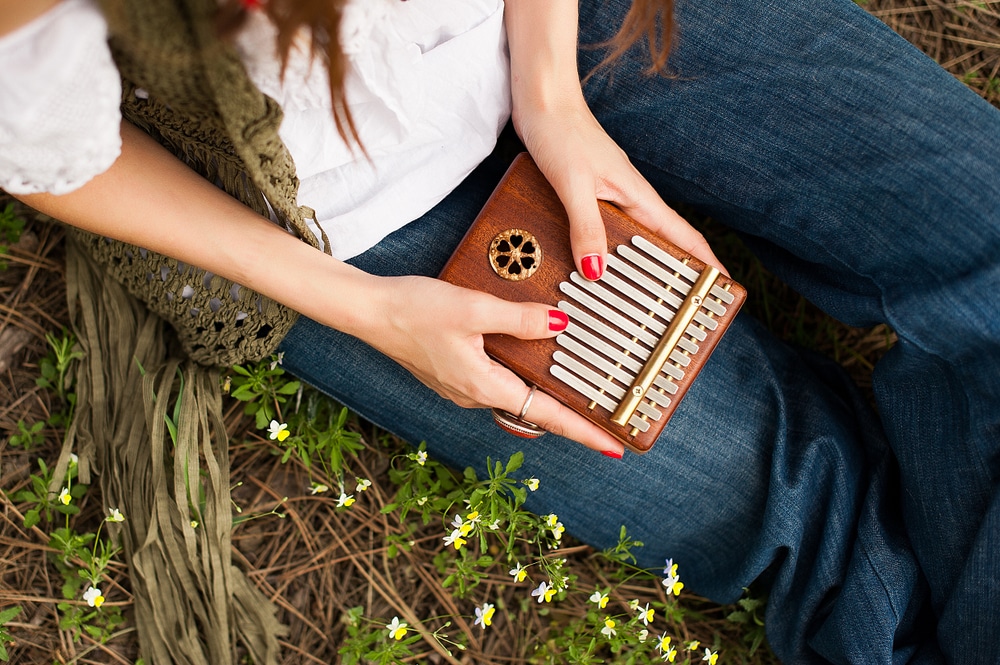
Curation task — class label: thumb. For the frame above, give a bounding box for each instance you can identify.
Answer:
[555,177,608,282]
[480,298,570,340]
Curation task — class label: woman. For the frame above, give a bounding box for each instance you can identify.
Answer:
[2,0,998,661]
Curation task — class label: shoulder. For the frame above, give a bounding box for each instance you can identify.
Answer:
[0,0,122,195]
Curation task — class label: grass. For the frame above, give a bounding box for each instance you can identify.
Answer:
[1,1,998,663]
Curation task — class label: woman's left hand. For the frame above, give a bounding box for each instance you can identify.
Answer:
[513,94,727,280]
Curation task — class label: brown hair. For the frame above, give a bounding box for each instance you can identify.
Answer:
[218,0,674,146]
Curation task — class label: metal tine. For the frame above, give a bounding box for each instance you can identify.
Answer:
[614,247,722,327]
[561,282,699,357]
[571,271,665,335]
[603,257,708,342]
[553,347,673,408]
[554,351,668,415]
[568,273,702,355]
[550,365,652,432]
[559,303,651,361]
[560,321,687,382]
[631,236,735,305]
[614,248,689,308]
[556,334,679,395]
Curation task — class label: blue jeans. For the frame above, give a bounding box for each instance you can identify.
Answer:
[279,0,1000,661]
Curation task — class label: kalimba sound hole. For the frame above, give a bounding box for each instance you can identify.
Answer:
[489,228,543,282]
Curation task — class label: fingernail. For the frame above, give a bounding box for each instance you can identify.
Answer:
[581,254,604,281]
[601,448,623,459]
[548,309,568,332]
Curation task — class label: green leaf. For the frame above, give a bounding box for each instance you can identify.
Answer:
[0,607,21,624]
[505,451,524,474]
[228,384,255,401]
[276,381,301,395]
[23,510,40,529]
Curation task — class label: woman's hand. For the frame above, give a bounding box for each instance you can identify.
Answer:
[365,275,625,457]
[514,98,727,279]
[505,0,726,280]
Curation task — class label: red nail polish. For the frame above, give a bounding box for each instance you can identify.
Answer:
[548,309,568,332]
[581,254,604,281]
[601,449,623,459]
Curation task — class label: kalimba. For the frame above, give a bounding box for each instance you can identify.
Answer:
[439,154,746,454]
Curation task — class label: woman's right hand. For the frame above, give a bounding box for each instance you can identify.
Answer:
[362,274,625,457]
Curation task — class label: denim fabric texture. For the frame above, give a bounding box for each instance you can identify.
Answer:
[279,0,1000,661]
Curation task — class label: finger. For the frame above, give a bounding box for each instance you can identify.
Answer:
[469,295,569,340]
[479,361,623,457]
[520,386,625,458]
[606,173,729,276]
[553,173,609,281]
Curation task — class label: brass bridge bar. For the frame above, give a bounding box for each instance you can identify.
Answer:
[610,266,721,427]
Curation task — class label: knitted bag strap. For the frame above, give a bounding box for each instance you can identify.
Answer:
[86,0,330,366]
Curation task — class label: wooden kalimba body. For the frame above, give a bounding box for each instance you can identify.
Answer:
[439,155,746,454]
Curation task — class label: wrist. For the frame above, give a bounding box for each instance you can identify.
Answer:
[505,0,587,134]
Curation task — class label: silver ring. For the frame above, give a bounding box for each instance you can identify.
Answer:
[491,385,546,438]
[518,385,537,420]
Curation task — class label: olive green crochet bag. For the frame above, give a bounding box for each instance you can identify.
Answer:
[79,0,331,367]
[53,1,329,663]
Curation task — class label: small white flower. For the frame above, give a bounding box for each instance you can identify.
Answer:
[589,590,609,609]
[58,487,72,506]
[416,496,428,506]
[545,513,559,528]
[83,586,105,608]
[508,562,527,582]
[267,420,290,442]
[69,453,79,466]
[474,602,495,629]
[657,633,676,661]
[638,629,649,643]
[336,492,355,508]
[386,616,407,640]
[355,478,371,492]
[106,508,125,523]
[443,528,467,550]
[600,616,616,638]
[524,477,540,491]
[415,450,428,466]
[702,648,719,665]
[310,483,329,495]
[487,519,501,530]
[637,602,654,626]
[269,352,284,370]
[663,572,684,596]
[530,580,555,603]
[551,521,565,541]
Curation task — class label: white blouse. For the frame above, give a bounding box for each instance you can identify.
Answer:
[0,0,511,260]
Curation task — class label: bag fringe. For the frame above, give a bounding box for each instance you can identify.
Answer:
[54,234,286,664]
